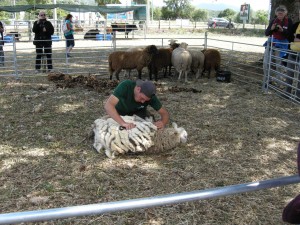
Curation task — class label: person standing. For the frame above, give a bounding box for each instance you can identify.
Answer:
[104,80,169,130]
[32,11,54,73]
[64,14,75,58]
[285,10,300,101]
[0,20,5,66]
[264,5,293,81]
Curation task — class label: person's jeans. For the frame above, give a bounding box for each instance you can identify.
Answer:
[286,52,300,100]
[35,45,53,70]
[0,45,4,65]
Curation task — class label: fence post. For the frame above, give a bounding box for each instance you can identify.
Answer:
[262,36,273,92]
[112,32,116,51]
[12,37,19,79]
[204,31,208,49]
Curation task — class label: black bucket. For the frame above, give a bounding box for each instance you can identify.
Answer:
[216,70,231,83]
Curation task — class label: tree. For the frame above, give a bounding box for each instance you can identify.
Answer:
[254,10,268,25]
[153,7,162,20]
[270,0,300,22]
[162,0,192,18]
[191,8,208,22]
[218,8,236,20]
[94,0,121,5]
[132,0,147,4]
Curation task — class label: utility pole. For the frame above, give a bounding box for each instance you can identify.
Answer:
[146,0,150,28]
[53,0,57,21]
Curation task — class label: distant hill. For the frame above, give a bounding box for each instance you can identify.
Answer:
[196,3,239,12]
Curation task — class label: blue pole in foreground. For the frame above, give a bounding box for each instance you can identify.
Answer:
[0,175,299,224]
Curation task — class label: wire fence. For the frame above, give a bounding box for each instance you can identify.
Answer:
[0,32,300,223]
[1,31,299,105]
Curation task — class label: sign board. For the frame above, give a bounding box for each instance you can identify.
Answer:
[240,4,250,21]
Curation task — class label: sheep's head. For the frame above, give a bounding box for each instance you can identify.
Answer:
[172,122,188,143]
[169,39,179,49]
[179,42,188,49]
[145,45,158,55]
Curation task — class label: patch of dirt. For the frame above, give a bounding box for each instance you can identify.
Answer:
[0,74,299,224]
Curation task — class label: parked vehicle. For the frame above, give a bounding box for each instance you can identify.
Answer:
[207,18,235,29]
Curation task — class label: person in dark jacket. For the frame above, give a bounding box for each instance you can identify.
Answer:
[284,12,300,101]
[264,5,293,81]
[32,11,54,73]
[0,20,5,66]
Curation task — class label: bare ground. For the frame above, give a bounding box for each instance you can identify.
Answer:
[0,69,299,224]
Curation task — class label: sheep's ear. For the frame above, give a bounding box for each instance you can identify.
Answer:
[172,122,178,129]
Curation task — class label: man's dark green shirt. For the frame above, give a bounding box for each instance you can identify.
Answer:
[113,80,162,116]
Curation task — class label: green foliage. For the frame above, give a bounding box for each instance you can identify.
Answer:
[132,0,147,4]
[218,8,236,20]
[162,0,192,18]
[191,8,208,22]
[153,7,162,20]
[94,0,121,5]
[253,10,268,25]
[161,6,176,19]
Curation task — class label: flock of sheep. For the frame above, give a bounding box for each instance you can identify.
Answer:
[95,40,222,158]
[108,39,222,82]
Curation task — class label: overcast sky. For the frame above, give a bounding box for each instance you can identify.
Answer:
[151,0,270,11]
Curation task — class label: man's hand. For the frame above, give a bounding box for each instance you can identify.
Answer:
[154,120,165,129]
[121,122,136,130]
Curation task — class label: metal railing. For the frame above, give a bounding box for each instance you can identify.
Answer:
[262,37,300,104]
[1,32,299,104]
[0,175,299,224]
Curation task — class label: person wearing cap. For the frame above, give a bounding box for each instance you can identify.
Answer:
[264,5,293,77]
[32,11,54,73]
[104,80,169,130]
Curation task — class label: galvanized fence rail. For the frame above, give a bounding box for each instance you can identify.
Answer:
[0,175,299,224]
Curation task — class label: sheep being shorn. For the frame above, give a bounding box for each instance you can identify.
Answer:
[171,42,192,82]
[188,49,205,79]
[93,115,188,159]
[108,45,158,80]
[201,48,221,78]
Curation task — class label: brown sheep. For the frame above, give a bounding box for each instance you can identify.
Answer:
[201,48,221,78]
[108,45,158,80]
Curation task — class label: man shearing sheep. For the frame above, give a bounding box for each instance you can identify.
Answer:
[105,79,169,130]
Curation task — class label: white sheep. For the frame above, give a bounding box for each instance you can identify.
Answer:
[108,45,158,80]
[93,115,188,159]
[188,49,205,79]
[171,42,192,82]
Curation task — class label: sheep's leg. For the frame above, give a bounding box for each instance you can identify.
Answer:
[148,66,153,80]
[178,70,183,80]
[185,71,188,82]
[137,70,142,79]
[195,69,200,80]
[115,69,122,80]
[163,67,167,78]
[154,68,158,81]
[168,65,173,77]
[124,69,131,78]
